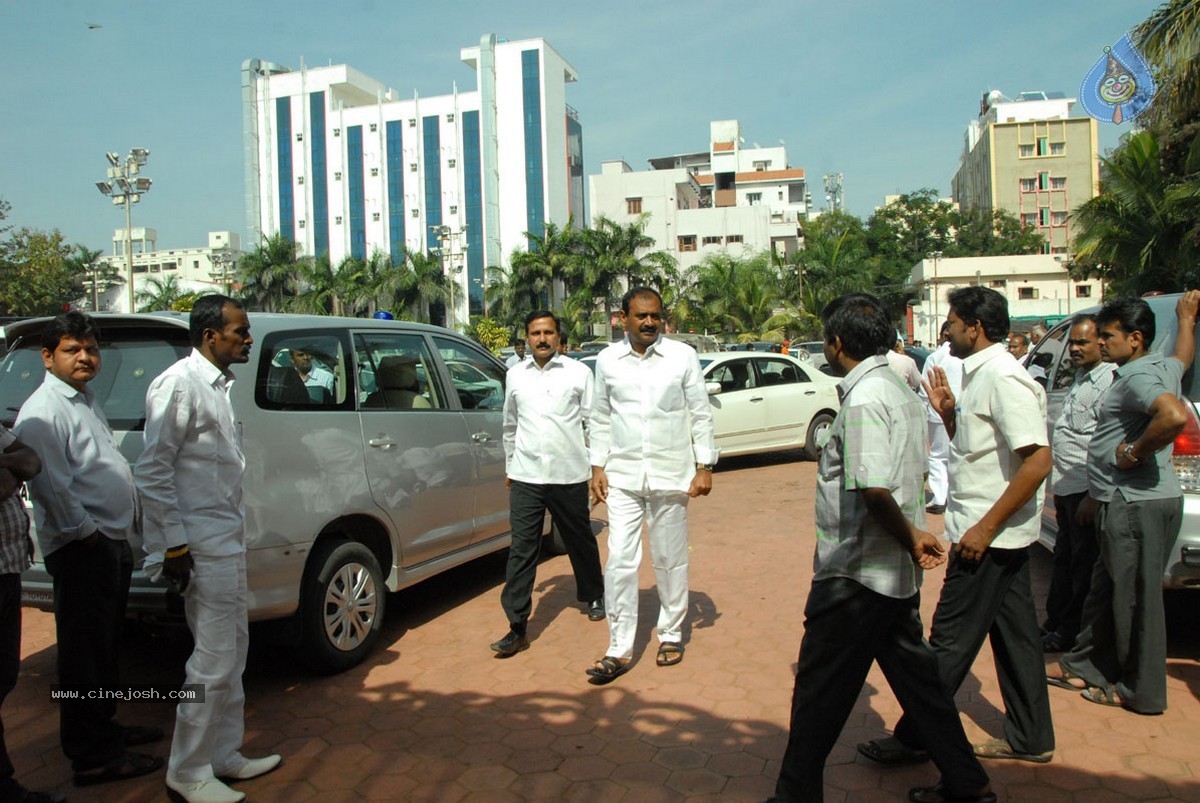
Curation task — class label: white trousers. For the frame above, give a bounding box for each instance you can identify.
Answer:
[604,486,690,660]
[928,420,950,506]
[168,553,249,783]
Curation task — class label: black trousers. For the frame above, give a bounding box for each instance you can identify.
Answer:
[774,577,989,803]
[895,547,1054,755]
[501,481,604,629]
[0,574,21,795]
[1063,495,1182,714]
[43,536,133,769]
[1043,491,1101,644]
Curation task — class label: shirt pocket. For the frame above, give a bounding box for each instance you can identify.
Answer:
[649,373,685,412]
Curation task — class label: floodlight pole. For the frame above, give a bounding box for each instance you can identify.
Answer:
[96,149,152,312]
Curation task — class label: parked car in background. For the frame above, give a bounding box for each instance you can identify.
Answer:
[726,341,786,353]
[790,341,828,371]
[665,332,722,352]
[0,312,541,672]
[1024,293,1200,589]
[578,351,839,460]
[904,345,931,373]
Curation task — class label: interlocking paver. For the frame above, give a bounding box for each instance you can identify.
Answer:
[5,454,1200,801]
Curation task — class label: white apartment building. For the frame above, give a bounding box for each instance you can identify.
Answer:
[906,253,1105,344]
[91,230,242,312]
[589,120,808,274]
[242,34,584,322]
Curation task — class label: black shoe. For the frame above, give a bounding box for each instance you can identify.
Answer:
[909,783,997,803]
[587,598,606,621]
[925,503,946,515]
[121,723,165,746]
[489,628,529,657]
[13,786,66,803]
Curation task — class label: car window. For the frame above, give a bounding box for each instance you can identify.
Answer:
[1036,322,1075,392]
[0,327,190,430]
[756,358,805,386]
[707,359,757,393]
[434,337,505,411]
[355,333,443,410]
[257,332,350,410]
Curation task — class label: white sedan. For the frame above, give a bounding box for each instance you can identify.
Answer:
[698,352,839,459]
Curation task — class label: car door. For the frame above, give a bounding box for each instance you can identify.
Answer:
[753,356,818,448]
[355,331,478,567]
[704,357,767,453]
[1026,319,1075,538]
[432,336,509,543]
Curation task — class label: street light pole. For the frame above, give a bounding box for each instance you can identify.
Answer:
[927,250,943,345]
[430,224,467,330]
[96,149,152,313]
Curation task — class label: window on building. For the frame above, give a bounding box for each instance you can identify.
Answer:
[1040,208,1051,226]
[448,159,456,169]
[1019,144,1035,158]
[1050,176,1067,190]
[1018,286,1039,300]
[447,113,455,123]
[410,163,417,172]
[1036,136,1049,156]
[193,260,200,269]
[747,192,762,205]
[990,280,1006,289]
[753,160,769,171]
[1076,284,1092,298]
[372,212,380,221]
[298,220,306,228]
[408,119,416,128]
[678,235,697,252]
[449,205,458,215]
[333,128,340,137]
[297,175,305,185]
[1051,211,1068,225]
[165,262,177,271]
[626,197,642,214]
[369,123,377,133]
[726,234,743,244]
[296,133,304,142]
[411,209,419,218]
[1022,212,1038,227]
[1038,172,1050,190]
[334,171,342,181]
[1050,142,1065,155]
[335,216,343,225]
[1019,178,1037,192]
[778,191,784,200]
[149,264,160,273]
[370,167,379,177]
[702,236,722,246]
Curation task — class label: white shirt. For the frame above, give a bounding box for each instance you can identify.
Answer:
[135,350,246,567]
[589,336,718,493]
[15,373,138,556]
[919,343,963,424]
[503,355,593,485]
[302,364,335,398]
[505,353,527,368]
[885,350,922,392]
[946,343,1048,549]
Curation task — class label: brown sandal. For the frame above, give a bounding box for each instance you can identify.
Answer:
[656,642,684,667]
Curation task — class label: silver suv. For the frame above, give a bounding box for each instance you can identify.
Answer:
[1026,293,1200,589]
[1,313,537,671]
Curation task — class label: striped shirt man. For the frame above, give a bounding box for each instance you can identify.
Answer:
[1050,361,1116,495]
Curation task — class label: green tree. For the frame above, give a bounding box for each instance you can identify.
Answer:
[237,233,301,312]
[950,208,1045,256]
[67,244,120,312]
[135,274,186,312]
[0,228,80,316]
[793,211,876,315]
[571,215,677,331]
[1137,0,1200,174]
[372,248,446,323]
[1071,130,1200,295]
[463,316,510,355]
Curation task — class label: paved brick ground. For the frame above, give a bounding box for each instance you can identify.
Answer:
[7,452,1200,801]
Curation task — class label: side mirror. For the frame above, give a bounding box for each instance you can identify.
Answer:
[705,381,722,396]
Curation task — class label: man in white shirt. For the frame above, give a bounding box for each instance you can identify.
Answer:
[135,296,280,803]
[490,311,605,657]
[586,287,717,683]
[885,338,922,392]
[15,311,164,787]
[289,345,334,403]
[505,340,527,368]
[859,286,1054,766]
[918,323,962,515]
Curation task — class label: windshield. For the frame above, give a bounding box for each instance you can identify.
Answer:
[0,327,191,429]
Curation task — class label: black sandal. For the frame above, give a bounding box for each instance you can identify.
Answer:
[73,751,163,787]
[656,642,684,667]
[586,656,629,684]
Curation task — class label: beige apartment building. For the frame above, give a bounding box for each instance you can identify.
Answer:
[951,90,1099,254]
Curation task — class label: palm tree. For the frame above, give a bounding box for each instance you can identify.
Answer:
[135,274,185,312]
[1071,130,1200,295]
[572,215,677,334]
[288,254,339,315]
[65,244,116,311]
[371,247,447,323]
[237,233,301,312]
[1137,0,1200,144]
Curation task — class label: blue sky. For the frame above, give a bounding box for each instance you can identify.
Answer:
[0,0,1161,255]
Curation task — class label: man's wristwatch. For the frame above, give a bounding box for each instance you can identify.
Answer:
[696,463,714,472]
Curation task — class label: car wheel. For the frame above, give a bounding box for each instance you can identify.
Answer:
[804,412,835,461]
[300,539,386,673]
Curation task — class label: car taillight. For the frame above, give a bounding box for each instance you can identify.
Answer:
[1173,401,1200,493]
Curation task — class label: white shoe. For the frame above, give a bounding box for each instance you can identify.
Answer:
[165,776,245,803]
[217,753,282,781]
